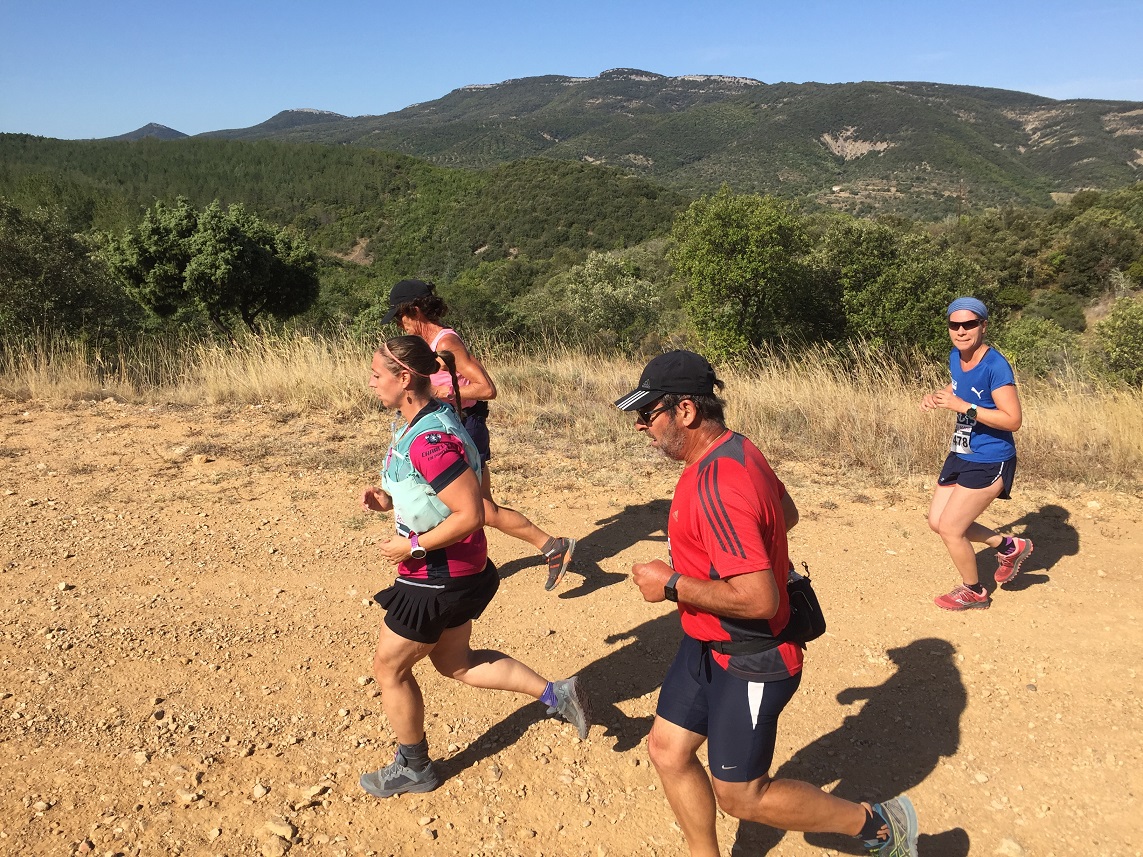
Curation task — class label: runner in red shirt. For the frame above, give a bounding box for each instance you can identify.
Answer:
[618,350,918,857]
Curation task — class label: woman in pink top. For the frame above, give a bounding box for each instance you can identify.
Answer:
[381,279,577,592]
[358,335,590,799]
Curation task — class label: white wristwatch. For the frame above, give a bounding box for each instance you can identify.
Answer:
[409,533,427,559]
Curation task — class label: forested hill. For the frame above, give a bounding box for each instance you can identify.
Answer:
[189,69,1143,218]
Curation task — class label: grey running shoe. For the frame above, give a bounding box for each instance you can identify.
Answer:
[544,537,577,591]
[546,675,591,739]
[864,794,919,857]
[995,536,1033,584]
[359,750,441,798]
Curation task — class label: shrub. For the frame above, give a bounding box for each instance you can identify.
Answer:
[1094,296,1143,386]
[994,316,1081,378]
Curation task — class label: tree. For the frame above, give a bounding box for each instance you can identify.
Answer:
[0,198,137,337]
[104,198,319,336]
[668,187,835,358]
[819,217,995,356]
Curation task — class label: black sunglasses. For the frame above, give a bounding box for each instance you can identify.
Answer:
[635,400,676,426]
[948,318,983,331]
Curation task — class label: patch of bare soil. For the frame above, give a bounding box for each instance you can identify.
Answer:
[1,401,1140,857]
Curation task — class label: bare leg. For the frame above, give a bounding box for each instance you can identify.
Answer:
[480,466,551,552]
[429,620,547,698]
[713,776,868,835]
[372,623,434,744]
[647,716,720,857]
[928,482,1005,585]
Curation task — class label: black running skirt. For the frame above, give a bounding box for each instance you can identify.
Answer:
[374,560,500,644]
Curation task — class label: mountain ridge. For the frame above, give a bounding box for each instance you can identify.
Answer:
[92,70,1143,217]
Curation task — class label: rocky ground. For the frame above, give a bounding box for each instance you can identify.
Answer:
[1,400,1140,857]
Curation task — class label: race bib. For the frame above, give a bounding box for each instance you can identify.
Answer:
[949,416,973,455]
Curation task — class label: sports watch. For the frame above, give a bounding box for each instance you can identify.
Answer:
[664,572,682,602]
[409,532,427,560]
[965,404,979,422]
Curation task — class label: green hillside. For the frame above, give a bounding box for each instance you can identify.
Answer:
[192,71,1143,218]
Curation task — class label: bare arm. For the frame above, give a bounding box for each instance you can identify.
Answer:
[927,383,1022,431]
[376,466,485,562]
[432,332,497,401]
[781,490,799,532]
[630,559,781,620]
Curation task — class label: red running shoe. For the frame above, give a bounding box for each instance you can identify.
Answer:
[995,536,1033,584]
[934,584,991,611]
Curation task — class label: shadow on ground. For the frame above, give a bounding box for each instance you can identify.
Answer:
[732,638,968,855]
[496,498,671,597]
[438,499,678,780]
[981,502,1079,593]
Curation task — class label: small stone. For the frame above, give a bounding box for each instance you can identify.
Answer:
[252,783,269,799]
[264,818,296,839]
[975,772,989,784]
[207,828,222,840]
[1026,684,1037,692]
[994,838,1026,857]
[133,752,149,765]
[421,828,437,840]
[33,800,49,812]
[418,816,433,826]
[76,841,94,855]
[356,676,373,686]
[261,836,289,857]
[58,581,73,591]
[175,788,200,803]
[303,785,328,800]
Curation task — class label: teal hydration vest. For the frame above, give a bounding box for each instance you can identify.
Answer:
[381,402,481,537]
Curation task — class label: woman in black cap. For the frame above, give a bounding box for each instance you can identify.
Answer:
[921,297,1033,611]
[381,279,577,592]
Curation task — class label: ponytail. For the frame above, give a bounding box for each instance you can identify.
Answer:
[436,349,463,418]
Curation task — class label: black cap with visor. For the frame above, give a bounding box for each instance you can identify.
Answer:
[614,350,717,412]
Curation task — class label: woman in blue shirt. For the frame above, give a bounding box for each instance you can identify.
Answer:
[921,297,1034,610]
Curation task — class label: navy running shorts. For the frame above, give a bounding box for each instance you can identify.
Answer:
[937,453,1016,499]
[656,635,802,783]
[463,402,492,465]
[375,560,500,644]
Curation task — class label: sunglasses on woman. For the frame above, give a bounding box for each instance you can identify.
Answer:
[948,318,983,331]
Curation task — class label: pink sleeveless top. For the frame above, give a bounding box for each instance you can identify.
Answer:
[429,328,477,409]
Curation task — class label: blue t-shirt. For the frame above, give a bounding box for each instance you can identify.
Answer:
[948,347,1016,463]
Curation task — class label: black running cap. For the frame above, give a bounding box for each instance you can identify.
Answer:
[614,350,716,411]
[381,279,433,323]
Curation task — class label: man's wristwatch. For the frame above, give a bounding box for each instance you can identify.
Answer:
[409,532,427,560]
[965,404,978,422]
[664,572,682,602]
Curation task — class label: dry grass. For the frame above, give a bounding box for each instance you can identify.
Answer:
[3,334,1141,490]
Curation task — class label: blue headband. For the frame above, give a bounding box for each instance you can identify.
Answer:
[947,297,989,319]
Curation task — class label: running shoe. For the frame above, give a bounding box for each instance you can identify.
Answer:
[995,536,1033,584]
[863,794,919,857]
[359,750,441,798]
[543,537,577,591]
[933,584,990,611]
[547,675,591,739]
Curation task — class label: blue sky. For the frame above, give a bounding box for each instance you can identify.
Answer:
[3,0,1142,139]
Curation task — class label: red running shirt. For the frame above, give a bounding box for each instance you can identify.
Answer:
[667,431,803,680]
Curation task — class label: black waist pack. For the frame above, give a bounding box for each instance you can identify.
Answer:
[780,562,827,646]
[708,562,827,655]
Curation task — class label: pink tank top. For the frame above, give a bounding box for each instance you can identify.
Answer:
[429,328,477,409]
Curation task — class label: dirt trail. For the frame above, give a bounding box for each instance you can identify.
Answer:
[1,401,1140,857]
